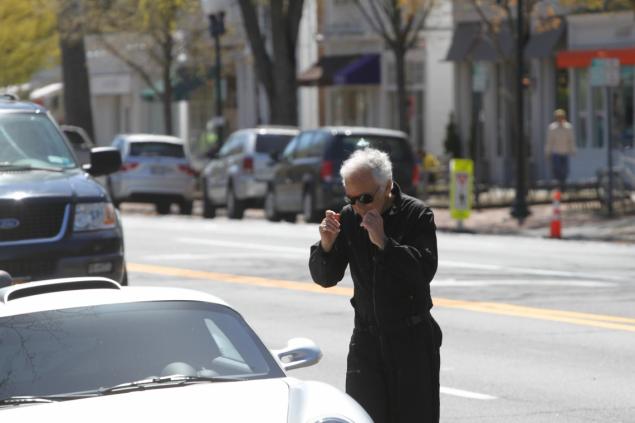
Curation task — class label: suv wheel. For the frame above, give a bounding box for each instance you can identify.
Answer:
[202,181,216,219]
[264,187,281,222]
[179,200,193,215]
[302,190,321,223]
[156,201,171,215]
[226,186,245,219]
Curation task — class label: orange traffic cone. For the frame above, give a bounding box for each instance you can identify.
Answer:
[550,189,562,239]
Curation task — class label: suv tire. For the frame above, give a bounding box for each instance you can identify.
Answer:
[264,187,281,222]
[156,201,171,215]
[179,200,193,215]
[226,186,245,219]
[302,189,321,223]
[202,180,216,219]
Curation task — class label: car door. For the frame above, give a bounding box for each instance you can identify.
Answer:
[273,136,299,211]
[286,131,317,212]
[208,135,237,203]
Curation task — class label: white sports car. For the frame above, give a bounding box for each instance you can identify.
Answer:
[0,277,371,422]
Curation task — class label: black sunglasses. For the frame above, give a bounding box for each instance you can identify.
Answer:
[344,186,381,205]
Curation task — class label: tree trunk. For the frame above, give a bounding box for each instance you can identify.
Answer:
[271,0,298,126]
[161,35,174,135]
[394,46,409,135]
[59,34,95,141]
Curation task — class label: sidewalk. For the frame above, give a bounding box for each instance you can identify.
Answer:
[433,203,635,244]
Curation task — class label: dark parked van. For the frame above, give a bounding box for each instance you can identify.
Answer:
[0,96,126,284]
[264,126,419,223]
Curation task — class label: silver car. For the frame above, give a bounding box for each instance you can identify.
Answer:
[108,134,197,215]
[201,127,298,219]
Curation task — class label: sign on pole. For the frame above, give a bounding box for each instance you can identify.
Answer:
[590,58,620,87]
[450,159,474,221]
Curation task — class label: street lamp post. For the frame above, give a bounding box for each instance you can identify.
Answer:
[510,0,530,223]
[208,11,226,147]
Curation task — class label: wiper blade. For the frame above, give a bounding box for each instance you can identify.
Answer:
[99,374,245,395]
[0,396,55,407]
[0,164,64,172]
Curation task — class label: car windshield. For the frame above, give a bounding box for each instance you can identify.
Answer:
[255,134,295,154]
[0,301,283,399]
[0,113,76,169]
[129,141,185,158]
[335,135,411,162]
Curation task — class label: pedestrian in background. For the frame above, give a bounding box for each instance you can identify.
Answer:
[309,148,442,423]
[545,109,576,191]
[420,148,441,185]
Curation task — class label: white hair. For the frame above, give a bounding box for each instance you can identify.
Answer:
[340,147,392,187]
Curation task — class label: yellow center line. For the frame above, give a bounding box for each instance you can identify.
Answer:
[129,262,635,333]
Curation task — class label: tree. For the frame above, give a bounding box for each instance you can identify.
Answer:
[354,0,438,136]
[236,0,305,126]
[84,0,207,135]
[0,1,58,87]
[57,0,95,140]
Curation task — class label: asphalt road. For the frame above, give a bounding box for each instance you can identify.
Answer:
[121,209,635,423]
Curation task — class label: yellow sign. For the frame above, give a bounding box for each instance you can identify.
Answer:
[449,159,473,220]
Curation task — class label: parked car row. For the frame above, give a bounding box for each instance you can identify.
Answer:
[201,125,420,223]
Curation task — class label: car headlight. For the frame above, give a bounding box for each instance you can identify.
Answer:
[74,202,117,231]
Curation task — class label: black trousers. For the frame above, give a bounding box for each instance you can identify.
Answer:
[345,316,442,423]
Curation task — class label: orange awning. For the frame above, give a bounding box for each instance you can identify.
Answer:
[557,48,635,68]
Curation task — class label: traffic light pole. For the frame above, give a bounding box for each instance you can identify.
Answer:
[511,0,530,223]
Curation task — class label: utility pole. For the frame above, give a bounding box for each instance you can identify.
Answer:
[208,11,226,147]
[510,0,530,223]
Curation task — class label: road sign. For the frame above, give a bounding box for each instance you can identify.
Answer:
[450,159,474,221]
[590,58,620,87]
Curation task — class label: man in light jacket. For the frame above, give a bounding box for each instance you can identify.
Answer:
[545,109,576,191]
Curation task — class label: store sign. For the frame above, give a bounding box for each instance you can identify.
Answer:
[590,58,620,87]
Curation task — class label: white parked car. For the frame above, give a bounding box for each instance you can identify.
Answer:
[0,277,371,422]
[108,134,198,215]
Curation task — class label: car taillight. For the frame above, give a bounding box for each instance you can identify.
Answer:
[120,162,139,172]
[411,164,420,187]
[320,160,334,182]
[243,156,254,172]
[178,164,197,177]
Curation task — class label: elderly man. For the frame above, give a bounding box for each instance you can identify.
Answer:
[545,109,576,191]
[309,148,442,423]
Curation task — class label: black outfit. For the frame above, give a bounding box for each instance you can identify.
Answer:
[309,183,442,423]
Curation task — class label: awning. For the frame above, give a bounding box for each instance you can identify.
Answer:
[470,25,514,61]
[141,66,216,102]
[29,82,63,100]
[525,22,566,59]
[298,54,380,86]
[557,47,635,68]
[445,22,480,61]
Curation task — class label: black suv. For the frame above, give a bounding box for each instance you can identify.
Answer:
[0,96,126,284]
[264,126,419,223]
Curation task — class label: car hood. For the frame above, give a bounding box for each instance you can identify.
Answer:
[0,169,106,201]
[0,379,290,422]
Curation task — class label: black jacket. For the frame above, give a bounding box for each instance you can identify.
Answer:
[309,184,438,331]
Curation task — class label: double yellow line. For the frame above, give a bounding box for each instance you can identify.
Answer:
[129,262,635,333]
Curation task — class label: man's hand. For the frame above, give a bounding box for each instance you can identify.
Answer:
[319,210,341,253]
[360,209,387,249]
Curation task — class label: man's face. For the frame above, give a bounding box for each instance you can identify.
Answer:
[556,115,565,124]
[344,169,391,217]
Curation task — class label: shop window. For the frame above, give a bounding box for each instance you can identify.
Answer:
[556,68,569,112]
[592,87,605,148]
[575,68,589,148]
[612,66,634,149]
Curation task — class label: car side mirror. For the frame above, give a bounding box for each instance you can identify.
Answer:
[271,338,322,371]
[83,147,122,177]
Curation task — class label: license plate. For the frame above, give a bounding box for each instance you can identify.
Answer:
[150,165,170,175]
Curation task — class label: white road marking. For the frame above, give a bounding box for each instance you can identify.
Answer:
[432,279,615,288]
[178,237,308,255]
[440,386,497,400]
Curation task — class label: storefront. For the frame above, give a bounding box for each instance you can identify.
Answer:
[557,12,635,181]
